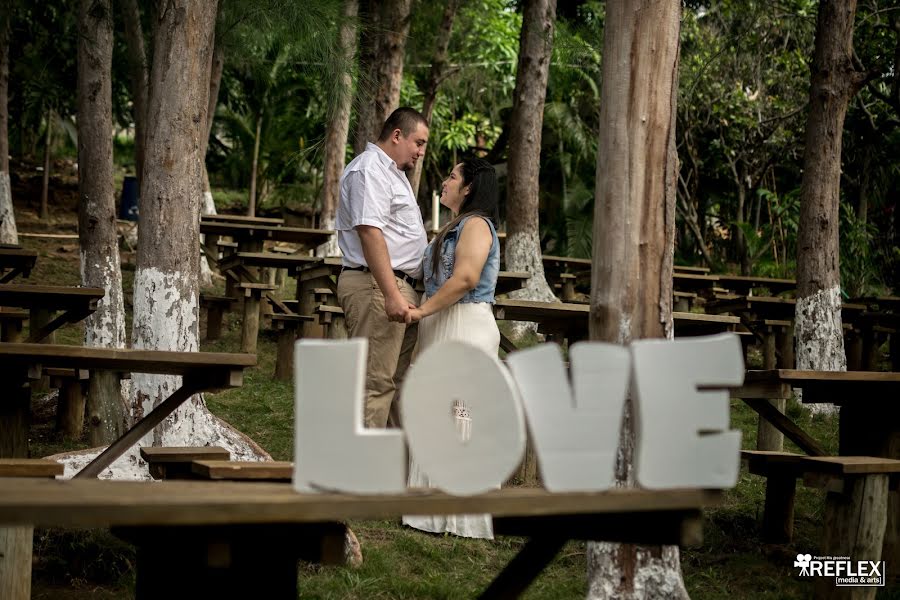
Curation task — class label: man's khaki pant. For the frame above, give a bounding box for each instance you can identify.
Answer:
[336,270,419,428]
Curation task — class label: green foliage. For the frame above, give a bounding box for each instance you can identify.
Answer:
[839,202,882,298]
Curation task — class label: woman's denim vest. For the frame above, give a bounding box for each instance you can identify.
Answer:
[423,215,499,303]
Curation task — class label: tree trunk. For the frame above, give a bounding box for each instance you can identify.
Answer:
[199,21,223,287]
[131,0,262,460]
[40,108,52,221]
[352,0,411,154]
[317,0,358,258]
[409,0,460,198]
[506,0,558,317]
[78,0,128,445]
[795,0,863,415]
[247,112,262,217]
[587,2,685,598]
[0,11,16,245]
[352,0,379,155]
[121,0,149,189]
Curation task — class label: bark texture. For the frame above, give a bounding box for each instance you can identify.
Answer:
[352,0,411,153]
[506,0,558,310]
[0,11,16,245]
[317,0,357,258]
[78,0,128,445]
[795,0,862,412]
[132,0,262,458]
[587,1,683,598]
[409,0,460,198]
[121,0,149,188]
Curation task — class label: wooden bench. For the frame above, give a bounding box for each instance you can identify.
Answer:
[741,451,900,546]
[191,460,293,482]
[0,459,63,600]
[270,313,314,380]
[316,304,346,339]
[199,294,233,341]
[140,446,231,480]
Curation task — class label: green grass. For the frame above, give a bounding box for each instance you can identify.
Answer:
[13,216,899,599]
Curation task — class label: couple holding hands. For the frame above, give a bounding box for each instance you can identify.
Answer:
[335,107,501,539]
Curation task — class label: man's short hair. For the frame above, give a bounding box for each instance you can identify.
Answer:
[378,107,428,142]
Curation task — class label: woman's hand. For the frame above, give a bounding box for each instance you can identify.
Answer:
[405,306,425,324]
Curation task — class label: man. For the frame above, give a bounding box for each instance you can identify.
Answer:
[336,107,429,428]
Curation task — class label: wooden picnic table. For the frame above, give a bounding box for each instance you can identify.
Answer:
[714,274,795,296]
[735,369,900,573]
[0,343,255,476]
[492,298,741,352]
[0,477,721,599]
[198,222,332,251]
[0,284,104,343]
[201,214,285,226]
[0,247,37,283]
[736,369,900,458]
[673,264,711,274]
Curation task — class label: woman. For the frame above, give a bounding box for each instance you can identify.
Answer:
[402,157,501,539]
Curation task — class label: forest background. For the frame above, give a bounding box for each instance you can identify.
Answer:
[6,0,898,296]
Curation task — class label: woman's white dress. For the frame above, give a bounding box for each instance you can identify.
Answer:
[402,300,500,539]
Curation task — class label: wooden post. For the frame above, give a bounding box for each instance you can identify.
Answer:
[57,379,87,440]
[241,289,261,355]
[206,303,224,340]
[757,324,785,452]
[0,377,29,458]
[761,474,796,543]
[0,523,32,600]
[29,308,53,391]
[815,475,889,600]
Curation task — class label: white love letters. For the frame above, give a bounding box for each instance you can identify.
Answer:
[293,334,744,496]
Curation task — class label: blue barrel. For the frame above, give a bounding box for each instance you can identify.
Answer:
[119,176,139,221]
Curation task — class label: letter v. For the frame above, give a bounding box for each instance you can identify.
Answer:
[506,342,629,491]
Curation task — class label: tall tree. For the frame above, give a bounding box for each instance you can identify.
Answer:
[352,0,412,153]
[120,0,148,189]
[409,0,460,198]
[794,0,865,413]
[587,1,685,598]
[506,0,558,311]
[0,4,15,245]
[78,0,128,445]
[317,0,358,257]
[131,0,262,457]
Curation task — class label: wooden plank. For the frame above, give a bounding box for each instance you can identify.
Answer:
[191,460,293,481]
[800,456,900,476]
[741,399,827,456]
[0,459,63,478]
[219,252,320,272]
[0,284,105,311]
[0,479,723,528]
[0,343,255,375]
[140,447,231,464]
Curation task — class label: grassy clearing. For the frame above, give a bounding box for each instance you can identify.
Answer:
[14,208,898,599]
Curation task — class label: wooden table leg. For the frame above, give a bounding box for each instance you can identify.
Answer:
[757,327,786,452]
[75,381,203,479]
[478,535,567,600]
[115,522,346,600]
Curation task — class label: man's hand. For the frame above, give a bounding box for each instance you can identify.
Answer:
[384,292,410,322]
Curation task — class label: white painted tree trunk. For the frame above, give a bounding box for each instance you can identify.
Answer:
[199,188,217,287]
[316,214,340,257]
[795,287,845,415]
[0,172,16,244]
[77,0,128,445]
[794,1,861,416]
[505,0,559,337]
[128,0,266,465]
[586,1,686,598]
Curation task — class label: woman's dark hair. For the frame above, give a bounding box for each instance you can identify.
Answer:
[430,157,499,277]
